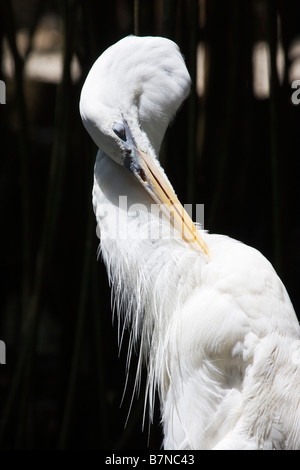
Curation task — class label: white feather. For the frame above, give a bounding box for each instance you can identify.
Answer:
[81,35,300,450]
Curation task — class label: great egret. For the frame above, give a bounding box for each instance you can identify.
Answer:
[80,35,300,450]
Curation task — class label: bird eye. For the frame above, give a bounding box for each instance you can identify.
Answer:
[113,122,126,141]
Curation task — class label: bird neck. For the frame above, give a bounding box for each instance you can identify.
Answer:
[93,150,206,405]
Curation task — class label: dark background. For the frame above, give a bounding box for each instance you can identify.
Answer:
[0,0,299,450]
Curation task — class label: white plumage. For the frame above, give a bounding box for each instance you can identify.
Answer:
[80,35,300,450]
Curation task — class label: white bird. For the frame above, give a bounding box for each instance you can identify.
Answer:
[80,35,300,450]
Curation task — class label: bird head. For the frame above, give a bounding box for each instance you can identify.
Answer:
[80,35,191,156]
[80,35,209,256]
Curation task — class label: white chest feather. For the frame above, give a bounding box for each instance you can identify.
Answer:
[93,152,300,450]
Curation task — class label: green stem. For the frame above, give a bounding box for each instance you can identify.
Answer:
[266,0,282,273]
[58,207,94,449]
[0,0,74,447]
[134,0,140,35]
[186,0,198,206]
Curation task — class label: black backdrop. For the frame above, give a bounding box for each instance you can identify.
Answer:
[0,0,299,450]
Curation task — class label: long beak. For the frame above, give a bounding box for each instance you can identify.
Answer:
[128,147,210,257]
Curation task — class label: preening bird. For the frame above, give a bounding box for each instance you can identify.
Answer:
[80,35,300,450]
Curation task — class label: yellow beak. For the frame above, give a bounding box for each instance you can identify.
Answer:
[134,149,210,257]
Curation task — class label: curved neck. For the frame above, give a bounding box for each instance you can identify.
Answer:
[92,151,206,407]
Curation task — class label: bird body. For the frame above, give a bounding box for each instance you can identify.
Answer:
[80,35,300,450]
[160,236,300,450]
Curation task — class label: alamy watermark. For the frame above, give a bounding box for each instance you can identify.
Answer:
[97,197,205,242]
[0,80,6,104]
[291,340,300,367]
[291,80,300,105]
[0,340,6,364]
